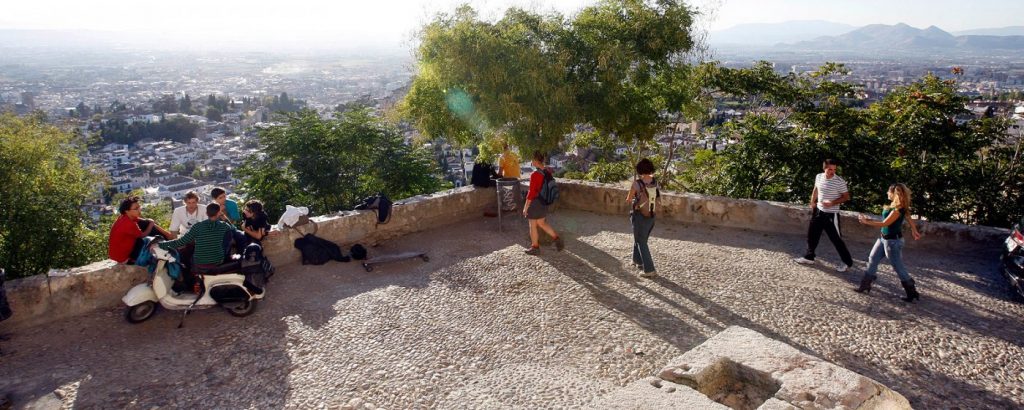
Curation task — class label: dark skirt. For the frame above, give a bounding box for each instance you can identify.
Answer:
[527,202,548,220]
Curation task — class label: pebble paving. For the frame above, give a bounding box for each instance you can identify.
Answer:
[1,210,1022,409]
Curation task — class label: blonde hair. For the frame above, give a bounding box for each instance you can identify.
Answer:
[888,183,912,210]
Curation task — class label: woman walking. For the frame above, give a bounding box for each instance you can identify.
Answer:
[625,158,660,278]
[855,183,922,301]
[522,151,564,255]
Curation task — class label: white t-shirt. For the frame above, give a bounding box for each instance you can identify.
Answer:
[815,173,848,213]
[170,205,204,234]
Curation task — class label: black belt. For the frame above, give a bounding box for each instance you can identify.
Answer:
[882,233,903,240]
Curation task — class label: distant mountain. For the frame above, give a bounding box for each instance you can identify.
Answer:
[709,20,855,46]
[787,23,1024,51]
[953,26,1024,36]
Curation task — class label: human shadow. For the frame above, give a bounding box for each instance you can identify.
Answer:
[564,210,1024,349]
[544,211,828,355]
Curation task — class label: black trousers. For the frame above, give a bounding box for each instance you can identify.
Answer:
[804,208,854,266]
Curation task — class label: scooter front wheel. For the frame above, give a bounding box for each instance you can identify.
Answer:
[125,301,157,323]
[225,299,258,317]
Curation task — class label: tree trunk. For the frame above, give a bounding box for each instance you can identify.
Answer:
[662,113,684,178]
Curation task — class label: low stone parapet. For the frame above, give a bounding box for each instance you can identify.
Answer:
[1,186,494,331]
[3,261,149,330]
[0,180,1007,331]
[556,179,1008,247]
[259,186,494,266]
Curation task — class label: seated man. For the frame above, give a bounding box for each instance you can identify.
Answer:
[158,203,240,273]
[168,190,204,269]
[211,187,241,226]
[169,191,204,237]
[108,196,173,264]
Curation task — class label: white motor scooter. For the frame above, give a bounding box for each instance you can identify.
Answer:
[122,240,265,323]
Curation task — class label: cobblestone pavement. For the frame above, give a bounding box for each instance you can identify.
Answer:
[2,210,1022,409]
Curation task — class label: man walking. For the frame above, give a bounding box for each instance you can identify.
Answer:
[794,159,854,271]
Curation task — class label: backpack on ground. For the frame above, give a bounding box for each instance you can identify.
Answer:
[355,194,393,225]
[538,170,559,206]
[294,234,350,265]
[350,244,367,260]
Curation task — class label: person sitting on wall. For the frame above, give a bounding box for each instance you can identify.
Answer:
[211,187,241,226]
[158,203,240,272]
[108,195,174,264]
[241,199,272,246]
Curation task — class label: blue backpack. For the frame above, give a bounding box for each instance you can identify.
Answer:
[538,170,559,206]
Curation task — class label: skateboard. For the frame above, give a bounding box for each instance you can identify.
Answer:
[362,251,429,272]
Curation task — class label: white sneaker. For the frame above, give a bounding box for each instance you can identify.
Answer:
[793,257,814,265]
[836,264,851,273]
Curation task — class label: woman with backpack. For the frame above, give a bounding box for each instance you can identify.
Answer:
[522,151,564,255]
[625,158,660,278]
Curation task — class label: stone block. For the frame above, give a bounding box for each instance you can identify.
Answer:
[659,326,911,410]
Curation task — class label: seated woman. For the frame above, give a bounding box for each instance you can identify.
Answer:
[241,200,271,245]
[108,196,173,264]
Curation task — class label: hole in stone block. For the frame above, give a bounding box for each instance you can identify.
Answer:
[694,357,781,410]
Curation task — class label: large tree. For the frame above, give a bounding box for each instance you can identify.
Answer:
[401,0,696,155]
[0,114,101,278]
[236,109,447,221]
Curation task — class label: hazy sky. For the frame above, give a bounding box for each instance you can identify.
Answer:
[1,0,1021,50]
[703,0,1024,31]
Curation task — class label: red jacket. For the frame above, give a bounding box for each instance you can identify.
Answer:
[108,215,142,262]
[527,168,551,201]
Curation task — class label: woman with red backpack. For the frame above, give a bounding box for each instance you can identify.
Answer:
[522,151,564,255]
[625,158,660,278]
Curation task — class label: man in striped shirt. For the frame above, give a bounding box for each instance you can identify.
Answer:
[794,159,854,272]
[159,203,238,270]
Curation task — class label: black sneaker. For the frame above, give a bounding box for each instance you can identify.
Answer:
[525,247,540,255]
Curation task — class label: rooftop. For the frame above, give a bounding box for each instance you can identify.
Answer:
[2,206,1021,408]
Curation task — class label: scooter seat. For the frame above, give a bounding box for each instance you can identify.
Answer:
[195,260,242,275]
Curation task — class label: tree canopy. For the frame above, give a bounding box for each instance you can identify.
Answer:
[680,64,1023,227]
[0,114,102,278]
[400,0,697,154]
[236,108,447,221]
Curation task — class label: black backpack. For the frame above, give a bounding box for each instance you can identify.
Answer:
[350,244,367,260]
[538,169,559,206]
[355,193,393,225]
[471,163,497,188]
[294,234,350,265]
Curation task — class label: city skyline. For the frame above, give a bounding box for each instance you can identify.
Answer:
[1,0,1022,51]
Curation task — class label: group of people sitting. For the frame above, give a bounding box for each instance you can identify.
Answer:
[107,187,272,287]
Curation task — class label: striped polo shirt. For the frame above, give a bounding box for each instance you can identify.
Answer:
[815,173,848,213]
[159,218,235,265]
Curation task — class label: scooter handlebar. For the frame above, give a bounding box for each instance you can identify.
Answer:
[148,238,177,263]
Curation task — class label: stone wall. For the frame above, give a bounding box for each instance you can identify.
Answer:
[556,179,1009,248]
[1,186,493,331]
[2,180,1007,330]
[3,261,150,331]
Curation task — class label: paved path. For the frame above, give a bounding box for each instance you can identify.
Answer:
[2,210,1022,409]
